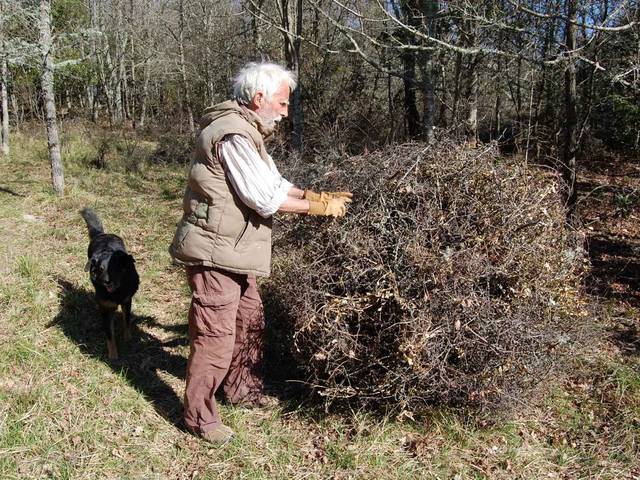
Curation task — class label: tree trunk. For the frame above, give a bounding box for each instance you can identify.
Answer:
[127,0,136,125]
[250,0,264,55]
[419,0,438,143]
[281,0,304,150]
[402,48,420,138]
[11,88,20,130]
[563,0,578,219]
[438,62,447,128]
[179,0,195,136]
[465,63,478,146]
[451,50,462,128]
[139,58,151,128]
[1,55,9,155]
[400,1,420,138]
[493,90,502,140]
[462,20,478,146]
[121,48,130,122]
[88,0,100,123]
[39,0,64,195]
[533,12,556,151]
[79,35,96,122]
[113,30,125,124]
[0,7,8,155]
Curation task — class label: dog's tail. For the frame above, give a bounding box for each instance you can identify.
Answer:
[80,208,104,239]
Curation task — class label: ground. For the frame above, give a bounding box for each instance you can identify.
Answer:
[0,124,638,479]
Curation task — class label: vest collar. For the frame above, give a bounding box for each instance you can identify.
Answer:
[237,102,276,139]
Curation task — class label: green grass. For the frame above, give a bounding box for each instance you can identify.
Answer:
[0,124,638,479]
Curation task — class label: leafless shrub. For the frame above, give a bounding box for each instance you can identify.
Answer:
[151,133,193,164]
[269,139,586,414]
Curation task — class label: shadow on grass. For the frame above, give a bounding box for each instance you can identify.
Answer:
[610,324,640,355]
[0,186,25,196]
[50,277,323,424]
[586,233,640,306]
[50,278,188,429]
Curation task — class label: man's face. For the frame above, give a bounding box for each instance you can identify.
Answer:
[252,81,290,130]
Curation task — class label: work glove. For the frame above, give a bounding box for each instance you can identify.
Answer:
[303,189,353,203]
[307,197,349,217]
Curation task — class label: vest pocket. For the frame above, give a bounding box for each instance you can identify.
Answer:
[176,221,193,245]
[234,219,250,249]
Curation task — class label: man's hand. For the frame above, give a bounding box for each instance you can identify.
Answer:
[303,189,353,202]
[307,197,349,217]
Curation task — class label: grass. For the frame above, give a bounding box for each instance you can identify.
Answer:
[0,123,638,479]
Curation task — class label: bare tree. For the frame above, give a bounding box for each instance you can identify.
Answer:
[1,37,8,155]
[39,0,63,195]
[419,0,438,143]
[177,0,195,135]
[563,0,578,219]
[279,0,304,150]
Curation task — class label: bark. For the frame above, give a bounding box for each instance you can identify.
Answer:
[402,49,420,137]
[178,0,194,136]
[39,0,64,195]
[419,0,438,143]
[250,0,264,54]
[138,58,151,128]
[493,31,504,140]
[11,87,19,130]
[0,3,8,154]
[465,63,478,146]
[91,0,114,125]
[451,50,462,126]
[88,0,99,122]
[533,8,556,146]
[113,29,125,124]
[1,54,9,155]
[563,0,578,220]
[494,89,502,139]
[121,48,130,122]
[127,0,135,124]
[281,0,304,150]
[463,21,478,146]
[437,62,447,128]
[400,1,420,138]
[79,36,96,122]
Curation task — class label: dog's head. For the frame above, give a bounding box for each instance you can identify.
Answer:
[85,250,136,293]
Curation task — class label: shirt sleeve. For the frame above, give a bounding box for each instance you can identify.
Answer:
[218,135,293,218]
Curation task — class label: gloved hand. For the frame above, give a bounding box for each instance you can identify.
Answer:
[307,197,349,217]
[303,189,353,203]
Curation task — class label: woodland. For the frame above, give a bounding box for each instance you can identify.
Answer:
[0,1,639,478]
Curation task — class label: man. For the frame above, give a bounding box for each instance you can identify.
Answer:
[169,62,352,444]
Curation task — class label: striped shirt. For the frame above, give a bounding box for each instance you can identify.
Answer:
[218,135,293,218]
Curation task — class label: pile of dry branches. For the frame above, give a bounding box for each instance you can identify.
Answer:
[269,140,585,413]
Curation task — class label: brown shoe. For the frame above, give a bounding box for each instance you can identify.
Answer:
[236,394,280,409]
[201,424,235,445]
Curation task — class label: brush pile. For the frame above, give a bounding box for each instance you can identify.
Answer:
[269,140,585,413]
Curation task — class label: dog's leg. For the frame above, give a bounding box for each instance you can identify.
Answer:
[122,299,133,342]
[100,305,118,360]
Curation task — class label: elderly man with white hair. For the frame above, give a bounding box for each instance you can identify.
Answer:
[169,62,352,444]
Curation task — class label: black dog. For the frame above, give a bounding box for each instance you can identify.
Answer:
[80,208,139,360]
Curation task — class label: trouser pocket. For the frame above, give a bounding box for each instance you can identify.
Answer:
[190,291,238,337]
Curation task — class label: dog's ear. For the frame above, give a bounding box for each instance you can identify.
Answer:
[84,259,91,272]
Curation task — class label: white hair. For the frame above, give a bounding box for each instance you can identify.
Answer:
[233,62,297,105]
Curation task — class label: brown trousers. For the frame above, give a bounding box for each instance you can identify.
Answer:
[183,266,265,434]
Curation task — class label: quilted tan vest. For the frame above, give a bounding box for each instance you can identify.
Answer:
[169,100,274,276]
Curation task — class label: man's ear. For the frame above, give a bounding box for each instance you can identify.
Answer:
[250,91,264,110]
